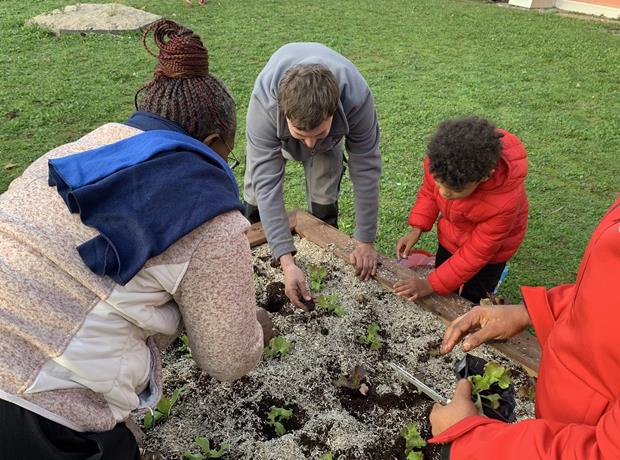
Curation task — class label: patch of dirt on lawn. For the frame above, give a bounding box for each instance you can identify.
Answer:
[138,238,535,459]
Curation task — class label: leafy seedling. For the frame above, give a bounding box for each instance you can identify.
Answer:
[319,453,334,460]
[468,362,512,412]
[335,365,369,396]
[266,406,293,436]
[264,336,292,359]
[359,323,383,350]
[317,294,345,317]
[182,436,229,459]
[143,385,187,429]
[179,334,193,358]
[401,422,426,460]
[308,265,328,292]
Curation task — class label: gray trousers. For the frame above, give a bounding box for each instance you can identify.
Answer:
[244,140,345,224]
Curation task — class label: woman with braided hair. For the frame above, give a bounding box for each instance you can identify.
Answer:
[0,19,271,459]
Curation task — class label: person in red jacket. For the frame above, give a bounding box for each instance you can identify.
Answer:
[429,198,620,459]
[395,117,528,303]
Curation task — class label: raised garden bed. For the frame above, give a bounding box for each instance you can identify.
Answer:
[139,212,538,459]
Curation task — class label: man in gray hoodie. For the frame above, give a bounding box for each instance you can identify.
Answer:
[244,42,382,309]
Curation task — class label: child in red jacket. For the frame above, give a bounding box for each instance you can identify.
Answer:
[395,117,528,303]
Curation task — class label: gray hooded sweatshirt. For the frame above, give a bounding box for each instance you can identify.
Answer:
[245,42,382,260]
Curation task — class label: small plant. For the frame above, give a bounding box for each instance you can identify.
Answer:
[143,385,187,429]
[179,334,193,358]
[264,336,292,359]
[359,323,383,350]
[308,265,328,292]
[468,362,511,412]
[335,365,369,396]
[319,453,334,460]
[317,294,345,317]
[182,436,229,459]
[401,422,426,460]
[266,406,293,436]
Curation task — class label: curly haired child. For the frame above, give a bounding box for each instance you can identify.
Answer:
[395,117,528,304]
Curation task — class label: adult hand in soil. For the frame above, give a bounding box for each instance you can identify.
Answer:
[256,308,274,346]
[350,241,377,281]
[280,254,312,311]
[430,379,478,436]
[393,276,434,301]
[395,227,423,259]
[441,304,532,354]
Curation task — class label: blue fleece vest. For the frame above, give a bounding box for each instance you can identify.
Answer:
[49,129,244,285]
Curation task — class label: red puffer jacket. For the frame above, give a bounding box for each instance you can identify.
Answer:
[408,129,528,295]
[429,199,620,459]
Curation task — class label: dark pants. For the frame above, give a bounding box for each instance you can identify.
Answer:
[0,399,139,460]
[435,243,506,304]
[245,201,339,228]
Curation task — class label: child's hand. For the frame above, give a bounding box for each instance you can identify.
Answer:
[394,277,434,301]
[395,228,423,259]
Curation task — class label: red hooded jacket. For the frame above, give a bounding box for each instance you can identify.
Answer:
[429,199,620,459]
[408,129,528,295]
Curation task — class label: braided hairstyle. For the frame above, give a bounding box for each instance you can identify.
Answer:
[136,19,236,143]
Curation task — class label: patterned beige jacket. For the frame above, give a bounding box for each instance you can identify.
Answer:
[0,123,263,432]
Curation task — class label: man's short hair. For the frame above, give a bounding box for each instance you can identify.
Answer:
[428,117,503,190]
[278,64,339,131]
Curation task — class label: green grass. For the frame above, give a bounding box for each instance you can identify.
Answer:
[1,0,618,301]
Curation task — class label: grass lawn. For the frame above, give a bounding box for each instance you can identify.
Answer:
[1,0,618,302]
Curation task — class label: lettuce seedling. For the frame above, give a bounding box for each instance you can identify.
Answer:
[179,334,193,359]
[264,336,292,359]
[143,385,187,429]
[266,406,293,436]
[317,294,345,317]
[335,365,369,396]
[468,362,511,412]
[309,265,328,292]
[401,422,426,460]
[359,323,383,350]
[182,436,229,459]
[319,453,334,460]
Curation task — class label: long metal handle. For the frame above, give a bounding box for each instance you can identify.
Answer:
[389,362,450,405]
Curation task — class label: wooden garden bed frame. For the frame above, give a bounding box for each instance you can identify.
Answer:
[247,210,541,376]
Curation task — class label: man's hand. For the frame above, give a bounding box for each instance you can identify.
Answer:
[280,254,312,311]
[441,304,532,354]
[430,379,478,436]
[256,308,274,346]
[395,228,423,259]
[394,276,434,301]
[350,241,377,281]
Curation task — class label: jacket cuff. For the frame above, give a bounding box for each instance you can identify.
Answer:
[353,227,376,244]
[408,212,434,232]
[520,285,553,348]
[428,415,503,444]
[271,240,297,262]
[428,270,453,296]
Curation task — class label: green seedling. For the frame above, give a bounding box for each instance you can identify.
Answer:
[359,323,383,350]
[308,265,328,292]
[335,365,369,396]
[266,406,293,436]
[143,385,187,429]
[319,453,334,460]
[317,294,345,317]
[264,336,292,359]
[182,436,229,459]
[401,422,426,460]
[468,362,512,412]
[179,334,193,358]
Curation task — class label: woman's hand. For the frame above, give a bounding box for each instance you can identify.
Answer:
[441,304,532,354]
[430,379,478,436]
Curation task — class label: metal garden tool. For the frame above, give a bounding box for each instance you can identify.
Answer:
[389,362,450,405]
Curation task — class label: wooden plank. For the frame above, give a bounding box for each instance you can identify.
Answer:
[247,211,298,247]
[293,211,541,375]
[248,210,540,375]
